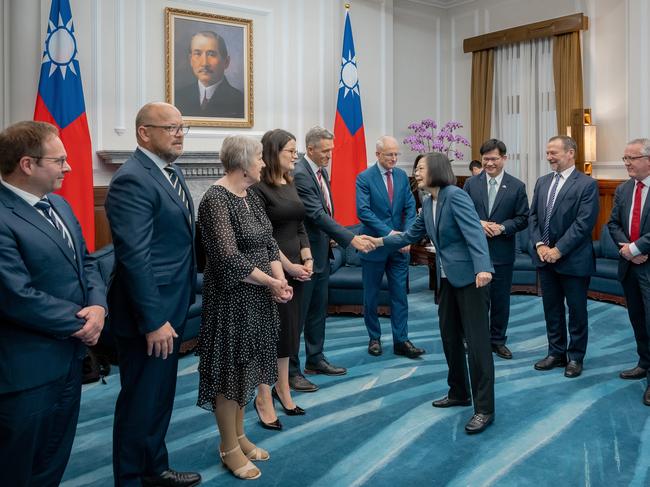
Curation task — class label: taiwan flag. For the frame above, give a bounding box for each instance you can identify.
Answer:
[34,0,95,251]
[331,10,367,226]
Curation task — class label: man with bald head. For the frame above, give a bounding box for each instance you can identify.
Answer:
[356,136,423,358]
[106,103,200,486]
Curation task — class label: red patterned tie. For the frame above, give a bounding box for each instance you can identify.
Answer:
[386,170,394,204]
[630,181,645,242]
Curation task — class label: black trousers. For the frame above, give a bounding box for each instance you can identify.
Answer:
[621,264,650,373]
[0,357,82,487]
[438,279,495,414]
[538,267,590,362]
[113,334,182,486]
[489,263,514,345]
[290,268,329,376]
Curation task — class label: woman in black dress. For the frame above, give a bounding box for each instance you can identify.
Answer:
[252,129,313,429]
[196,135,293,480]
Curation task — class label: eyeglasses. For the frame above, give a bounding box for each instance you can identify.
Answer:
[27,155,68,167]
[281,149,299,156]
[622,155,649,163]
[143,124,190,135]
[482,157,503,163]
[381,152,401,159]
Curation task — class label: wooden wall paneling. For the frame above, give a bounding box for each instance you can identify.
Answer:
[94,186,112,250]
[594,179,623,239]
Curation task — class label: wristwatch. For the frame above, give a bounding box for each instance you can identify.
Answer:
[499,225,506,234]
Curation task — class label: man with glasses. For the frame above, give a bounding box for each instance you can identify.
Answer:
[464,139,529,360]
[0,121,106,486]
[356,135,423,358]
[106,102,200,486]
[608,138,650,405]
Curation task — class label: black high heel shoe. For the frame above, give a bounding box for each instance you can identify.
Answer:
[272,386,306,416]
[253,397,282,430]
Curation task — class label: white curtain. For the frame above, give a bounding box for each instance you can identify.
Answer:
[491,38,557,195]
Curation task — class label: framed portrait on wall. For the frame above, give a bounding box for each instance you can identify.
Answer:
[165,7,253,128]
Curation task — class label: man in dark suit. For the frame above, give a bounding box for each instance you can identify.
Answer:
[607,138,650,404]
[356,135,422,358]
[464,139,529,359]
[0,121,106,486]
[290,126,375,392]
[174,31,245,118]
[106,103,200,487]
[529,135,599,378]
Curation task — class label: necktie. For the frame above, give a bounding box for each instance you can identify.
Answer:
[630,181,645,242]
[542,172,561,245]
[488,177,497,214]
[164,164,190,212]
[317,169,332,215]
[200,93,209,110]
[34,198,74,252]
[386,170,394,204]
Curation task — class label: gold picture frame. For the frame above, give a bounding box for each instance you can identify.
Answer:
[165,7,253,128]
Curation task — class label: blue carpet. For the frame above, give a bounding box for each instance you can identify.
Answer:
[62,267,650,486]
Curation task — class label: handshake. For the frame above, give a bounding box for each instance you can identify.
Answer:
[350,235,382,253]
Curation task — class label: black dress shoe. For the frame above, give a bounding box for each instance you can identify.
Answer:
[304,359,347,376]
[253,398,282,430]
[534,355,567,371]
[491,344,512,360]
[464,413,494,434]
[368,339,382,356]
[432,396,472,408]
[644,386,650,406]
[393,340,425,359]
[564,360,583,378]
[289,374,319,392]
[142,469,202,487]
[620,365,647,380]
[272,386,305,415]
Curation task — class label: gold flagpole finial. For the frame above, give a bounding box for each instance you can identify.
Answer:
[345,3,350,10]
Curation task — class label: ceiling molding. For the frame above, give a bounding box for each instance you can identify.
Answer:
[404,0,477,9]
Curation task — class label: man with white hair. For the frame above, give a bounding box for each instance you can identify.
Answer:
[356,135,423,358]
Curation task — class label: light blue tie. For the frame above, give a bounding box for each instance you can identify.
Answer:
[488,178,498,214]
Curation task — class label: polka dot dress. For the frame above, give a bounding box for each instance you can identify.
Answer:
[196,184,280,410]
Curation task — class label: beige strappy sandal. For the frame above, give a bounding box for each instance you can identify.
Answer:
[238,434,270,461]
[220,445,261,480]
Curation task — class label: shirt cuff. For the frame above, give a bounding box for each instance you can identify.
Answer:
[630,242,641,257]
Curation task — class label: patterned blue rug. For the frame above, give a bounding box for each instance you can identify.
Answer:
[62,267,650,486]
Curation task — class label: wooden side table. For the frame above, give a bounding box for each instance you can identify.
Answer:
[410,243,437,292]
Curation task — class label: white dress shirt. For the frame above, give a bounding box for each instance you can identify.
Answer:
[306,156,333,212]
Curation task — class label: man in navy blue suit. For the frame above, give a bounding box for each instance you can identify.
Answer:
[464,139,529,360]
[356,135,422,358]
[0,121,106,486]
[106,103,201,487]
[529,135,599,378]
[608,138,650,405]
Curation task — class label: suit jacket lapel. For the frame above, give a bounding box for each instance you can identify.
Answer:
[321,167,335,215]
[8,193,78,270]
[489,172,509,217]
[371,164,391,211]
[539,174,553,222]
[48,196,82,271]
[550,170,578,219]
[135,151,192,228]
[621,179,635,236]
[435,188,449,243]
[422,195,438,248]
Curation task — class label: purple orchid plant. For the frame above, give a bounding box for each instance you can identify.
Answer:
[403,118,471,160]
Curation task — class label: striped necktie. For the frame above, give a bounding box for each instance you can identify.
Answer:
[35,198,74,252]
[541,172,561,245]
[164,164,190,211]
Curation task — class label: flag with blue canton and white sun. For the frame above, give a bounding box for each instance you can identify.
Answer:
[34,0,95,250]
[331,8,367,226]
